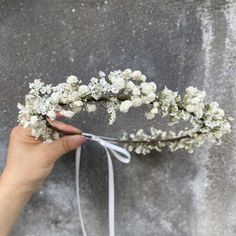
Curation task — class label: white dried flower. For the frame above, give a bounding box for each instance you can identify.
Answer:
[60,110,75,118]
[126,81,135,91]
[50,92,61,103]
[132,87,141,96]
[67,75,78,84]
[17,69,231,154]
[74,101,83,107]
[141,82,157,95]
[131,97,142,107]
[78,85,90,96]
[71,91,80,100]
[151,107,158,114]
[99,71,106,77]
[132,70,142,80]
[88,77,106,100]
[29,79,44,90]
[109,76,126,93]
[86,104,97,113]
[119,100,133,113]
[145,112,155,120]
[122,68,132,78]
[30,116,38,125]
[107,106,117,125]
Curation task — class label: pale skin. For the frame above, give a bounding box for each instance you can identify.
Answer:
[0,120,86,236]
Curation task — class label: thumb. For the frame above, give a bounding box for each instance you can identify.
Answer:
[48,135,86,159]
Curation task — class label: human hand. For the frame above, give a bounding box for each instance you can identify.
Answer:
[0,120,86,236]
[0,120,86,194]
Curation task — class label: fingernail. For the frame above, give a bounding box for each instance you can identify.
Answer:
[74,135,87,146]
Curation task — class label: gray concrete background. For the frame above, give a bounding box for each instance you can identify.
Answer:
[0,0,235,235]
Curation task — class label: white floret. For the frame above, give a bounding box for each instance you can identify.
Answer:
[78,85,90,96]
[67,75,78,84]
[60,110,75,118]
[86,104,97,112]
[119,100,133,113]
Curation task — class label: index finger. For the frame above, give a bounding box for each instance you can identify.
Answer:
[47,119,82,135]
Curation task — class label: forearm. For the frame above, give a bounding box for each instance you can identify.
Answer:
[0,173,33,236]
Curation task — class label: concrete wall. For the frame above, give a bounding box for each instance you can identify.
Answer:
[0,0,235,235]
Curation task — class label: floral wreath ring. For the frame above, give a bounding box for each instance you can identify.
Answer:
[18,69,232,155]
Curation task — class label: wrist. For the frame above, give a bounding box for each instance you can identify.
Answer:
[0,171,34,236]
[0,170,34,198]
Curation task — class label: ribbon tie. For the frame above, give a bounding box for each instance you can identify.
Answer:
[75,132,131,236]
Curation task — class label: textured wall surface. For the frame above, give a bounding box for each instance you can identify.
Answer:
[0,0,235,235]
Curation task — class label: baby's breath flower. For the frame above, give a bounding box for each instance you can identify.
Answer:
[109,76,125,93]
[126,81,135,91]
[132,87,141,96]
[99,71,106,77]
[131,97,142,107]
[67,75,78,84]
[132,70,142,80]
[60,110,75,118]
[141,82,157,95]
[17,69,231,154]
[145,111,155,120]
[78,85,90,96]
[30,116,38,125]
[86,104,97,113]
[74,100,83,107]
[119,100,133,113]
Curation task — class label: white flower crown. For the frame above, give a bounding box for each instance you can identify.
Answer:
[17,69,232,154]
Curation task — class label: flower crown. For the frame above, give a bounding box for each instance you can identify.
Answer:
[17,69,232,154]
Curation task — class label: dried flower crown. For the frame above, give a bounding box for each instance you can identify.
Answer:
[17,69,232,154]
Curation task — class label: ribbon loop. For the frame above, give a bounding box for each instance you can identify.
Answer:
[76,133,131,236]
[98,139,131,164]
